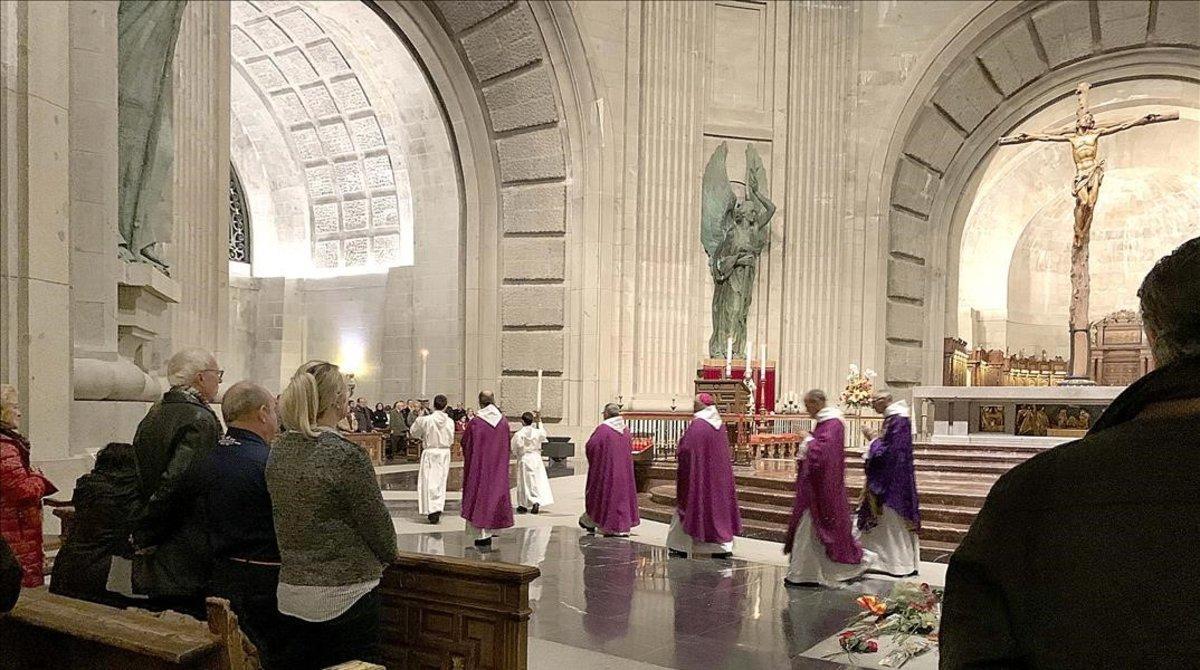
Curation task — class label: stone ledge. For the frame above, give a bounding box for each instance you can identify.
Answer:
[119,261,180,303]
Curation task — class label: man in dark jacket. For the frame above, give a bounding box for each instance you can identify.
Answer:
[202,381,286,668]
[48,442,143,607]
[129,347,223,618]
[940,236,1200,669]
[353,398,373,433]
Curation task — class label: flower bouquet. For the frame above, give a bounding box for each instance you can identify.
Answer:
[839,364,877,410]
[824,581,942,667]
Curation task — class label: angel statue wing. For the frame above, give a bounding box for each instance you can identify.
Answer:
[745,144,767,197]
[700,142,735,259]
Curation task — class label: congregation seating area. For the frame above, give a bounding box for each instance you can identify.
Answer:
[0,552,539,670]
[637,438,1049,563]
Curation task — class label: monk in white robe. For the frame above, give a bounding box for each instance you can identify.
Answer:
[411,394,455,524]
[512,411,554,514]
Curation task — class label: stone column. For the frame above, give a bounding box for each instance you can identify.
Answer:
[168,0,231,364]
[0,0,75,488]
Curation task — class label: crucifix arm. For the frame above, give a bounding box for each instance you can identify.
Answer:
[1097,111,1180,136]
[997,130,1071,145]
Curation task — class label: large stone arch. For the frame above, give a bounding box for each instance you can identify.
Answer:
[368,1,606,422]
[876,0,1200,388]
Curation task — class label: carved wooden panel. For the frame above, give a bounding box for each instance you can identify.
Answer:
[379,552,538,670]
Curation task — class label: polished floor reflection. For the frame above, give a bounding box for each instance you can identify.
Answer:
[378,460,577,491]
[396,526,900,669]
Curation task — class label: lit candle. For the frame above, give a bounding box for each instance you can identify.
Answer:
[420,349,429,397]
[536,369,543,411]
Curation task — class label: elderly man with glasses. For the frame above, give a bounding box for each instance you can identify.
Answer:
[124,347,225,618]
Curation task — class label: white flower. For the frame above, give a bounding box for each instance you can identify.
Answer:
[849,363,860,374]
[865,369,877,379]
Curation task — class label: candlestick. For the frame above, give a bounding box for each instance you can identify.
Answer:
[536,369,543,411]
[420,349,429,397]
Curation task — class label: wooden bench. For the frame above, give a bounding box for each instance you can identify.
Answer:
[3,551,540,670]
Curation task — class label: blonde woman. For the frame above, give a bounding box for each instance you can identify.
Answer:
[0,384,56,587]
[267,361,397,669]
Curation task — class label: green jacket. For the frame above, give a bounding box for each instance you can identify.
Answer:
[266,429,396,586]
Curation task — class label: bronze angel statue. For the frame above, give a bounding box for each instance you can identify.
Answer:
[700,142,776,358]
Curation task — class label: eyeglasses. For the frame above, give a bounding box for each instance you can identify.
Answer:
[202,369,225,381]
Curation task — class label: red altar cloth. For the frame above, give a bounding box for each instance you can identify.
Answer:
[697,359,776,412]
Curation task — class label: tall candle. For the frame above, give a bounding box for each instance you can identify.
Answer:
[760,343,766,378]
[725,336,733,364]
[745,337,753,377]
[536,369,543,411]
[420,349,429,397]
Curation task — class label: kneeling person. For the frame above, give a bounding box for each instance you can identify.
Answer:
[513,411,554,514]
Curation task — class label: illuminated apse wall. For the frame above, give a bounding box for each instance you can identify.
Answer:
[956,79,1200,358]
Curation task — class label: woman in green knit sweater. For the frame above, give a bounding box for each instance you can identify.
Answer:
[266,360,397,669]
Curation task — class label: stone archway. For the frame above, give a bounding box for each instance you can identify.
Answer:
[876,0,1200,388]
[367,1,607,423]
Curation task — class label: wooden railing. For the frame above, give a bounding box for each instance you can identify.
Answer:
[624,411,884,464]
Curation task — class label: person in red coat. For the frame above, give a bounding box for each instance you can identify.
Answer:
[0,384,56,588]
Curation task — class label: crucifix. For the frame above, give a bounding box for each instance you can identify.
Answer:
[998,82,1179,383]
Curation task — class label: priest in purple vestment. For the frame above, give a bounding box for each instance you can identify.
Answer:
[667,394,741,558]
[579,404,640,537]
[856,390,921,576]
[783,389,873,586]
[460,391,513,547]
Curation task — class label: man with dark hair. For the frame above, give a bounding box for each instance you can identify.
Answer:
[412,394,454,524]
[459,391,513,547]
[512,411,553,515]
[352,397,372,434]
[941,237,1200,668]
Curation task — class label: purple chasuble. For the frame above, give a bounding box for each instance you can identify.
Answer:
[783,416,863,564]
[460,415,514,529]
[857,413,920,531]
[584,424,640,534]
[675,418,742,544]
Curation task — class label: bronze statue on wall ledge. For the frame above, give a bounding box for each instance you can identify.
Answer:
[998,82,1179,382]
[700,142,776,359]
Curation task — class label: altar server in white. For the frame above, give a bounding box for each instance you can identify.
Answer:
[513,411,554,514]
[411,394,456,524]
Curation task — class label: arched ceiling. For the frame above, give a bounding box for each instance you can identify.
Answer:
[229,0,417,275]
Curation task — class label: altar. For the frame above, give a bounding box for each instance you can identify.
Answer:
[912,385,1124,447]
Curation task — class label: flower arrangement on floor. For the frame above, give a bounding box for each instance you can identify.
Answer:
[826,581,942,667]
[839,364,877,410]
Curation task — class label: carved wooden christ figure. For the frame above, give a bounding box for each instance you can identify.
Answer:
[700,143,776,358]
[998,82,1179,380]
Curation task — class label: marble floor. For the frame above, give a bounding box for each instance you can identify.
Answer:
[378,457,944,669]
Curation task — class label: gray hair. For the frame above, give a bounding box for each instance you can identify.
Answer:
[803,389,827,404]
[873,389,894,404]
[166,348,216,388]
[603,403,621,419]
[1139,236,1200,367]
[222,381,274,424]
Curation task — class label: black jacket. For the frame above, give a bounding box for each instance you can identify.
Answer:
[940,358,1200,669]
[49,442,143,607]
[0,534,19,613]
[130,389,222,598]
[201,428,279,562]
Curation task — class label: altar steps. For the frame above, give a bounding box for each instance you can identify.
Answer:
[644,485,974,553]
[636,493,959,564]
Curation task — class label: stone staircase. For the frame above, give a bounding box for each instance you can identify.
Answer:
[637,439,1049,563]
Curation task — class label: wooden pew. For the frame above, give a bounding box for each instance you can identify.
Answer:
[2,552,540,670]
[0,589,255,670]
[380,551,540,670]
